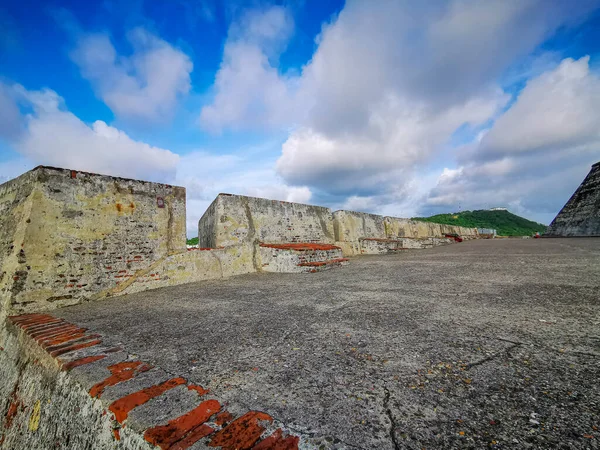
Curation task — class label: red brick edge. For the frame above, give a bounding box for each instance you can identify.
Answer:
[7,313,300,450]
[260,242,341,251]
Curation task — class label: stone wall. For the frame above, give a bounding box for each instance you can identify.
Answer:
[198,194,478,257]
[0,168,480,316]
[0,313,302,449]
[198,194,335,248]
[332,210,386,242]
[0,166,186,317]
[118,245,257,296]
[332,210,478,254]
[545,162,600,237]
[0,318,146,450]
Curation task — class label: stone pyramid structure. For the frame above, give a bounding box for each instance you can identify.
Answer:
[546,162,600,237]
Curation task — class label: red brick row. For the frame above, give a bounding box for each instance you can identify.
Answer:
[297,258,349,267]
[8,313,301,450]
[260,242,341,251]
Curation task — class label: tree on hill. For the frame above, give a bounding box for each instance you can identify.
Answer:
[413,210,547,236]
[186,237,199,246]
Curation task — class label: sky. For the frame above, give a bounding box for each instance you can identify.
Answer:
[1,0,600,236]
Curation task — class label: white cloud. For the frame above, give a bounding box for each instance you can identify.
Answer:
[1,82,179,182]
[200,0,597,209]
[201,0,593,204]
[425,56,600,223]
[175,145,312,236]
[477,57,600,158]
[246,185,311,204]
[70,28,192,123]
[275,0,597,196]
[277,92,507,194]
[199,6,306,132]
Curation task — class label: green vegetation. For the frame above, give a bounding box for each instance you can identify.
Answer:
[186,237,199,246]
[413,209,547,236]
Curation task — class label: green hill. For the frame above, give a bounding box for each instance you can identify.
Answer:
[413,209,547,236]
[186,237,199,246]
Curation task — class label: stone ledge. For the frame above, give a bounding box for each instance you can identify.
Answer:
[1,313,303,450]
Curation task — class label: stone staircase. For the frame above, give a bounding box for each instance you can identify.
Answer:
[259,243,349,273]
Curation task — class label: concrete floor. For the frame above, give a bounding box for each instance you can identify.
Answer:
[56,238,600,449]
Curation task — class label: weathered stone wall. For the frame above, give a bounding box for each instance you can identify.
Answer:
[118,244,257,296]
[199,194,478,257]
[0,319,147,450]
[0,171,39,314]
[331,210,478,254]
[1,168,480,316]
[332,210,386,242]
[0,167,186,317]
[198,194,335,248]
[546,162,600,237]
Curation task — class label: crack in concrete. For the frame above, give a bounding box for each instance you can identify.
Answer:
[383,386,400,450]
[467,343,521,369]
[489,336,599,359]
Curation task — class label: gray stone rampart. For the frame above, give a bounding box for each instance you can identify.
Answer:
[546,162,600,236]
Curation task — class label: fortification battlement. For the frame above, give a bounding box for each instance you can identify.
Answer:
[546,161,600,237]
[0,166,186,317]
[198,193,478,249]
[1,166,477,317]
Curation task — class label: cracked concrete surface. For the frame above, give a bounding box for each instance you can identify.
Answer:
[54,239,600,449]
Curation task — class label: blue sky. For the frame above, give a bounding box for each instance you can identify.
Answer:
[1,0,600,236]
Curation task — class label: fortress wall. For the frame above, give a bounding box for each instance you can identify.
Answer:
[332,210,477,243]
[332,211,477,255]
[198,194,335,248]
[199,194,478,257]
[0,171,39,311]
[546,162,600,237]
[332,210,387,242]
[0,167,186,316]
[119,244,257,296]
[1,168,480,317]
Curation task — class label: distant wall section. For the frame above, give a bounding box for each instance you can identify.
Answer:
[332,210,478,254]
[545,162,600,237]
[198,194,478,257]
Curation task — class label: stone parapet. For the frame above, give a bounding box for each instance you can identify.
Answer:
[546,162,600,236]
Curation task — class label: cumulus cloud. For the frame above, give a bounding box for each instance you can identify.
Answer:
[201,0,597,214]
[199,6,306,132]
[246,184,311,204]
[0,82,179,182]
[70,28,192,123]
[475,57,600,159]
[425,56,600,223]
[277,0,598,197]
[277,92,508,194]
